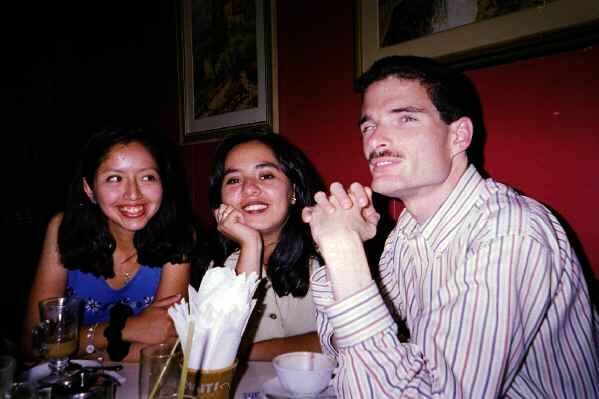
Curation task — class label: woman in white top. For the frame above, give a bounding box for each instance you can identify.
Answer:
[199,131,324,361]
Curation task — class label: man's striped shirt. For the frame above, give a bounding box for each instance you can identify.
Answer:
[312,165,599,398]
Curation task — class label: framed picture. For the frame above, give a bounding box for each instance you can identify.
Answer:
[179,0,278,143]
[355,0,599,75]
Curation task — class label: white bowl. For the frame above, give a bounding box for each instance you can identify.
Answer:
[272,352,336,396]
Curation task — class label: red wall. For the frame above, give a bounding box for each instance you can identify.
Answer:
[182,2,599,277]
[468,51,599,275]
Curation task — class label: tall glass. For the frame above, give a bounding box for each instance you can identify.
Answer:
[139,343,185,399]
[38,297,80,380]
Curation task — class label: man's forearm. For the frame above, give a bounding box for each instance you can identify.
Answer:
[319,231,372,301]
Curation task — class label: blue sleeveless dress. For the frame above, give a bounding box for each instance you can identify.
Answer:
[66,266,162,325]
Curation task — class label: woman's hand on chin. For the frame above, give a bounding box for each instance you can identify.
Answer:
[214,204,261,247]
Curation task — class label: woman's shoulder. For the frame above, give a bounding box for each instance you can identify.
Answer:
[42,212,64,241]
[49,212,64,229]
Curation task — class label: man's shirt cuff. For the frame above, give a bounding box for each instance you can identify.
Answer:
[325,280,395,348]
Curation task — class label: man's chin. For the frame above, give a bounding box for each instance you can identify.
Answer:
[371,177,396,196]
[372,177,411,200]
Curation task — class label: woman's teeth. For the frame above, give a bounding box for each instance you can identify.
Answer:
[243,204,267,212]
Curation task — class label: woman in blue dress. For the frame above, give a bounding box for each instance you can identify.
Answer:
[24,128,197,362]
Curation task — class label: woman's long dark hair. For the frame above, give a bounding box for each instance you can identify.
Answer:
[58,127,197,278]
[204,131,324,297]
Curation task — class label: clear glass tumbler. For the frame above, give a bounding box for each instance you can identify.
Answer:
[38,297,80,382]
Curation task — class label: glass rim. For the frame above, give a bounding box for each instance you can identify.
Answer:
[39,296,80,308]
[140,342,179,358]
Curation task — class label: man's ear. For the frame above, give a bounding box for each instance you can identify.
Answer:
[82,178,96,204]
[449,116,473,157]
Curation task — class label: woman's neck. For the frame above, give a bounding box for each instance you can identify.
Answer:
[108,221,136,245]
[110,230,137,264]
[262,237,279,266]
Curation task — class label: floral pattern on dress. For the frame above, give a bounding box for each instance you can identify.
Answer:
[85,298,101,313]
[143,296,154,307]
[120,297,135,309]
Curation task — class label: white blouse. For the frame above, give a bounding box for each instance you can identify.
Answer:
[223,251,318,342]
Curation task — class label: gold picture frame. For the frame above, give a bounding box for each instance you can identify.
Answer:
[179,0,278,144]
[355,0,599,76]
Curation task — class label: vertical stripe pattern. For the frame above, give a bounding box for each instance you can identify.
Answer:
[311,165,599,398]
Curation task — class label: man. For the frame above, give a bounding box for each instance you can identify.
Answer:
[302,56,599,398]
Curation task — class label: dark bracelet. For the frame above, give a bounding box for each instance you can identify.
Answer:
[104,303,133,361]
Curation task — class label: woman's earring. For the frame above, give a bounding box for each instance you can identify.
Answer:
[290,192,297,205]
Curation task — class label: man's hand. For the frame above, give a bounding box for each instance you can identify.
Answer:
[301,183,377,300]
[302,182,380,244]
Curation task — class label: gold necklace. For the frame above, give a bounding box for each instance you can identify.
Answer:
[123,271,131,283]
[120,252,138,283]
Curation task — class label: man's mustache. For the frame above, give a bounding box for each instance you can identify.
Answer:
[368,149,402,163]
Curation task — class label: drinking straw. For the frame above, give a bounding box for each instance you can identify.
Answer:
[177,320,195,399]
[148,338,180,399]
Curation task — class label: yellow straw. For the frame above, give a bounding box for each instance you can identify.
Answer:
[177,320,195,399]
[148,338,180,399]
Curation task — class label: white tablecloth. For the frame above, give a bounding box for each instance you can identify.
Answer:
[117,360,276,398]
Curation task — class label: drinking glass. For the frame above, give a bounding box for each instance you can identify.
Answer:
[139,343,181,399]
[0,356,15,399]
[38,297,80,381]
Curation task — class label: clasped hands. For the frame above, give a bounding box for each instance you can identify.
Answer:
[301,182,380,246]
[302,182,380,300]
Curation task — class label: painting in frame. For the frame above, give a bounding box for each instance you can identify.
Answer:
[356,0,599,75]
[179,0,278,143]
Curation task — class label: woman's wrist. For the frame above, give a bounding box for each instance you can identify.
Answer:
[236,240,263,274]
[240,235,263,254]
[84,323,99,355]
[104,303,133,361]
[120,313,138,342]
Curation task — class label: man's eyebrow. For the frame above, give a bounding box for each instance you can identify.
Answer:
[390,106,426,114]
[359,115,371,126]
[359,106,426,126]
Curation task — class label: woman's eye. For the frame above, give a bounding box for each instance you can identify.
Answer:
[106,175,121,183]
[225,177,240,185]
[142,174,159,182]
[400,114,417,123]
[259,173,274,180]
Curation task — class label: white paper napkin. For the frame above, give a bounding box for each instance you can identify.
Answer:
[168,268,259,370]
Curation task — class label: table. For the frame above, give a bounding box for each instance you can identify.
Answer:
[117,361,276,398]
